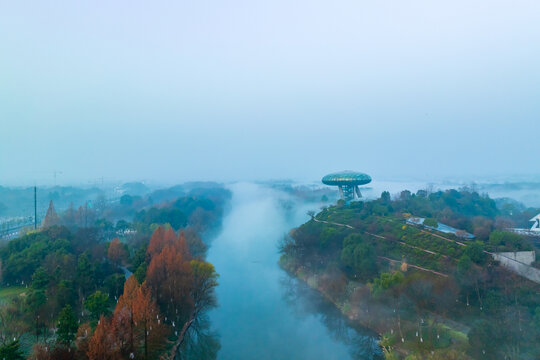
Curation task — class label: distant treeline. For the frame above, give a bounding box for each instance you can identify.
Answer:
[0,181,229,220]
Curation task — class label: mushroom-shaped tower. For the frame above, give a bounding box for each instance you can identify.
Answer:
[322,171,372,200]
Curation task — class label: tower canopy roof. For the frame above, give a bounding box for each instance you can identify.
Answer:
[322,171,372,186]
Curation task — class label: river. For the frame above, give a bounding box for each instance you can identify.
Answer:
[179,183,382,360]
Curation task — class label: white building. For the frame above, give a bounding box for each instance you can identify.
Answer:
[530,214,540,232]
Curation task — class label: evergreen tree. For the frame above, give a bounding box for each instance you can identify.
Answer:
[84,291,110,319]
[76,252,95,296]
[57,305,78,345]
[31,267,50,290]
[42,200,61,228]
[0,339,24,360]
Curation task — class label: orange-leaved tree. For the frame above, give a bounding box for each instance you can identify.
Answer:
[111,276,139,357]
[87,315,118,360]
[108,237,128,266]
[146,228,194,324]
[133,283,166,359]
[111,275,167,359]
[147,244,193,323]
[146,226,167,258]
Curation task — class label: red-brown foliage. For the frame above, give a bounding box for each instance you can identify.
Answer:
[109,275,167,359]
[111,305,133,356]
[108,238,128,266]
[87,315,118,360]
[146,244,193,321]
[133,283,167,359]
[117,276,139,309]
[29,343,51,360]
[75,323,92,360]
[147,226,192,260]
[146,226,167,258]
[146,227,194,322]
[177,231,192,261]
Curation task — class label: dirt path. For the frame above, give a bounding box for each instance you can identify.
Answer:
[313,216,452,276]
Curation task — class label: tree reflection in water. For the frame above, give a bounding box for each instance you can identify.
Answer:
[280,276,383,360]
[178,275,381,360]
[177,313,221,360]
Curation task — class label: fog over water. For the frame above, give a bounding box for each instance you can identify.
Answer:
[197,183,381,359]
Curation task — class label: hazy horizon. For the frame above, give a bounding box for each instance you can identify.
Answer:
[2,1,539,186]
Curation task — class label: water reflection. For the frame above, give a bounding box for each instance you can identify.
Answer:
[280,276,383,360]
[180,183,382,359]
[177,313,220,360]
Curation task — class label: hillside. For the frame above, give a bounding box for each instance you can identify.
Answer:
[280,189,540,359]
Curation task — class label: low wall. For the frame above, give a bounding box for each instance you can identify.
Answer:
[494,251,535,265]
[492,251,540,284]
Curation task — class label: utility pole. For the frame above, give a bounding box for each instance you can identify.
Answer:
[34,186,37,229]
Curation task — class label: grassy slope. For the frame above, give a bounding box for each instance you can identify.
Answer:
[0,286,25,305]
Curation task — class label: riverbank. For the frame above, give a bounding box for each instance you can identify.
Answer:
[279,254,471,359]
[200,183,382,359]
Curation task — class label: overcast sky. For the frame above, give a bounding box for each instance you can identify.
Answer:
[1,0,539,186]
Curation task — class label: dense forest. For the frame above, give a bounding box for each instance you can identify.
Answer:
[0,186,230,359]
[281,189,540,359]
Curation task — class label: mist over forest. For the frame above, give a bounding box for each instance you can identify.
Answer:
[2,1,540,359]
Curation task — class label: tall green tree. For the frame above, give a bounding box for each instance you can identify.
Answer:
[26,289,47,341]
[57,305,78,345]
[0,339,24,360]
[84,291,110,319]
[31,267,50,290]
[76,252,95,296]
[341,235,378,279]
[468,320,502,359]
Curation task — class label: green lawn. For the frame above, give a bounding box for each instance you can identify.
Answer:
[0,286,26,305]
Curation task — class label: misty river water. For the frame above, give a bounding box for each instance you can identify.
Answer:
[179,183,382,360]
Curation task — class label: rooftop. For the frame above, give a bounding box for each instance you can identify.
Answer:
[322,171,372,186]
